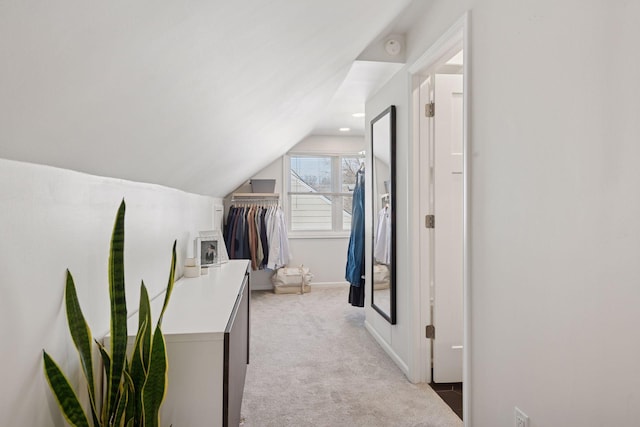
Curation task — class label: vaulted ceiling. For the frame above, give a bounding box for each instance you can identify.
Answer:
[0,1,423,196]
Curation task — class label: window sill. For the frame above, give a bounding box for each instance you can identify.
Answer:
[288,231,351,240]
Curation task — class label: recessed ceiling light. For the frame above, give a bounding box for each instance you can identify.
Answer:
[352,112,365,118]
[339,127,351,132]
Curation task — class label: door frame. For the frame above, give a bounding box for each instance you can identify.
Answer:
[408,11,470,424]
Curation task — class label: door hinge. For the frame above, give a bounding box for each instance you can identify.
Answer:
[425,214,435,229]
[425,102,435,118]
[426,325,435,339]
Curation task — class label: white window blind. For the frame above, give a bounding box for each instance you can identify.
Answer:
[288,155,361,233]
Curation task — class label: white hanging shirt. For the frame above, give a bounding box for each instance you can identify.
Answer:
[267,206,291,270]
[373,206,391,265]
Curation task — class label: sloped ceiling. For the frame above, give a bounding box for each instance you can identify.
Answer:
[0,0,414,196]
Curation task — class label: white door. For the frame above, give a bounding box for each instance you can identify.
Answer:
[432,72,464,383]
[418,74,433,382]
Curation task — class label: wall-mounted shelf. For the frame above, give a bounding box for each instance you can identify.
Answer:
[231,193,280,205]
[231,192,279,199]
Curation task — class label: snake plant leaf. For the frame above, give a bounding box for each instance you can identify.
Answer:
[44,201,175,427]
[95,338,111,379]
[114,392,127,427]
[95,339,112,425]
[122,358,137,426]
[134,281,152,375]
[107,199,128,419]
[42,351,90,427]
[89,403,100,427]
[123,362,137,426]
[129,317,149,377]
[141,324,168,427]
[64,270,98,422]
[113,369,132,427]
[157,240,177,327]
[128,282,151,425]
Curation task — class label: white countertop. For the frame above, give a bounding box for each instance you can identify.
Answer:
[125,260,250,342]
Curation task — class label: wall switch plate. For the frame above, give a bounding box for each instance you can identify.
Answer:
[515,407,529,427]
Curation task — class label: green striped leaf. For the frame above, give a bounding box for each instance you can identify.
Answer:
[64,270,98,423]
[114,392,128,427]
[122,361,136,426]
[141,325,168,427]
[157,241,177,327]
[44,200,176,427]
[95,339,111,379]
[42,351,90,427]
[128,282,151,425]
[107,199,128,421]
[135,282,152,374]
[113,373,130,427]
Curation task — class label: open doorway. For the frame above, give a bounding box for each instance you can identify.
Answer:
[410,14,469,423]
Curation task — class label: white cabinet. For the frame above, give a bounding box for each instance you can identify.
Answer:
[118,260,251,426]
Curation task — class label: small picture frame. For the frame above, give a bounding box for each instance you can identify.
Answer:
[195,237,219,267]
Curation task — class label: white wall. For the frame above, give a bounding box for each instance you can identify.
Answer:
[365,73,413,373]
[368,1,640,426]
[0,158,218,426]
[231,135,365,289]
[290,135,365,155]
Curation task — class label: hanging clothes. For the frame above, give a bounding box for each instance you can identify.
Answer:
[224,202,290,271]
[346,168,365,307]
[266,205,291,270]
[374,205,391,265]
[259,208,269,268]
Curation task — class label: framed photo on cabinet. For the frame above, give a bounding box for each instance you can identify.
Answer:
[195,229,229,267]
[195,237,219,267]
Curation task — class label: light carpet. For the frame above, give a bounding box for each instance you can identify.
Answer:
[240,286,463,427]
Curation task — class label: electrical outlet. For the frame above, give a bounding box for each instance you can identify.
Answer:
[515,407,529,427]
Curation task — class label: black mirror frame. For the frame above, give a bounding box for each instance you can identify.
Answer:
[371,105,396,325]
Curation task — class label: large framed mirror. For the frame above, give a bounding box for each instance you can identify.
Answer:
[371,105,396,324]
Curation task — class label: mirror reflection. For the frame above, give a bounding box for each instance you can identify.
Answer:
[371,105,396,324]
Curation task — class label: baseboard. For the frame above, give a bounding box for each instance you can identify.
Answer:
[364,319,410,377]
[251,283,273,291]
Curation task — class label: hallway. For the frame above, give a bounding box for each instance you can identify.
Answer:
[240,287,462,427]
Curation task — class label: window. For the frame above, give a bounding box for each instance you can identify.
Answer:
[288,154,361,233]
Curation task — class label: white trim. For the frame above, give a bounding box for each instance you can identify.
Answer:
[462,13,472,426]
[408,67,429,384]
[407,11,471,426]
[364,320,410,376]
[409,70,432,384]
[408,13,468,75]
[250,282,273,291]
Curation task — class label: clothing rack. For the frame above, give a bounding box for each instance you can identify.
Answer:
[225,193,290,270]
[231,193,280,206]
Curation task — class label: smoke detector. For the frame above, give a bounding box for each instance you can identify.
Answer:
[384,39,402,56]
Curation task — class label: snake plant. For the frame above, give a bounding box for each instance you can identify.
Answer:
[43,200,177,427]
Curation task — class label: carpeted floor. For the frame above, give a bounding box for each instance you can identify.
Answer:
[240,286,463,427]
